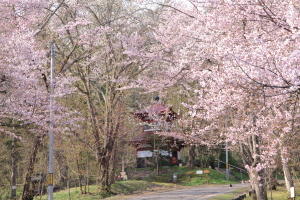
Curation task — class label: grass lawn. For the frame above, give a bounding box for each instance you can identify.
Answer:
[34,180,158,200]
[244,183,299,200]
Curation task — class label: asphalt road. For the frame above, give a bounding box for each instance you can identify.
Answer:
[124,184,249,200]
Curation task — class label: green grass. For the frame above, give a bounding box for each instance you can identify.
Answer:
[244,183,300,200]
[211,182,300,200]
[33,180,156,200]
[111,180,156,194]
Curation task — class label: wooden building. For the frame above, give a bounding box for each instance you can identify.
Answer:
[132,101,184,168]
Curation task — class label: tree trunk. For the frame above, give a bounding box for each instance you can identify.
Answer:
[10,138,17,199]
[82,71,121,196]
[99,158,111,195]
[267,169,278,190]
[281,152,293,196]
[109,140,118,185]
[98,136,116,196]
[239,133,268,200]
[76,159,84,194]
[57,151,68,188]
[187,145,196,168]
[67,174,71,200]
[22,135,43,200]
[248,169,268,200]
[279,142,293,196]
[85,92,111,194]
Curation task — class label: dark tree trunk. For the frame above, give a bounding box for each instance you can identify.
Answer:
[11,138,18,199]
[86,98,112,195]
[57,151,68,188]
[187,145,196,168]
[99,157,112,195]
[98,135,117,196]
[76,159,84,194]
[21,135,43,200]
[108,140,118,185]
[82,75,121,196]
[267,169,278,190]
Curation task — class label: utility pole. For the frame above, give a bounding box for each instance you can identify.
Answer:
[225,141,229,180]
[48,42,56,200]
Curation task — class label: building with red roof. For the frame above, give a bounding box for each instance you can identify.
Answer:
[132,100,184,168]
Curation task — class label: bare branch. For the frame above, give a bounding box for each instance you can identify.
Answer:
[156,3,196,19]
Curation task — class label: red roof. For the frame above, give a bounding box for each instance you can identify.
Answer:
[134,103,177,122]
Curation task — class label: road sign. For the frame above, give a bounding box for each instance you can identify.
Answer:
[137,150,153,158]
[46,173,54,185]
[196,170,203,175]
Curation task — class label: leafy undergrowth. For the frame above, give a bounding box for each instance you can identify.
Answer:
[34,180,158,200]
[0,186,22,200]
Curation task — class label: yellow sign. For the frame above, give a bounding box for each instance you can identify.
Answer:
[47,173,54,185]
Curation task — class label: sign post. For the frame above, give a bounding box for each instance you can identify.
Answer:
[172,173,177,183]
[290,187,295,200]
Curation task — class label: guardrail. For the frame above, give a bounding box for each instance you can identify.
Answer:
[215,159,248,181]
[215,159,247,173]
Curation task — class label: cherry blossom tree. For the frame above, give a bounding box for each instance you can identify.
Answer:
[0,1,78,199]
[40,0,160,195]
[148,0,300,199]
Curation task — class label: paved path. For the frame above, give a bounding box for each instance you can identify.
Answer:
[124,184,249,200]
